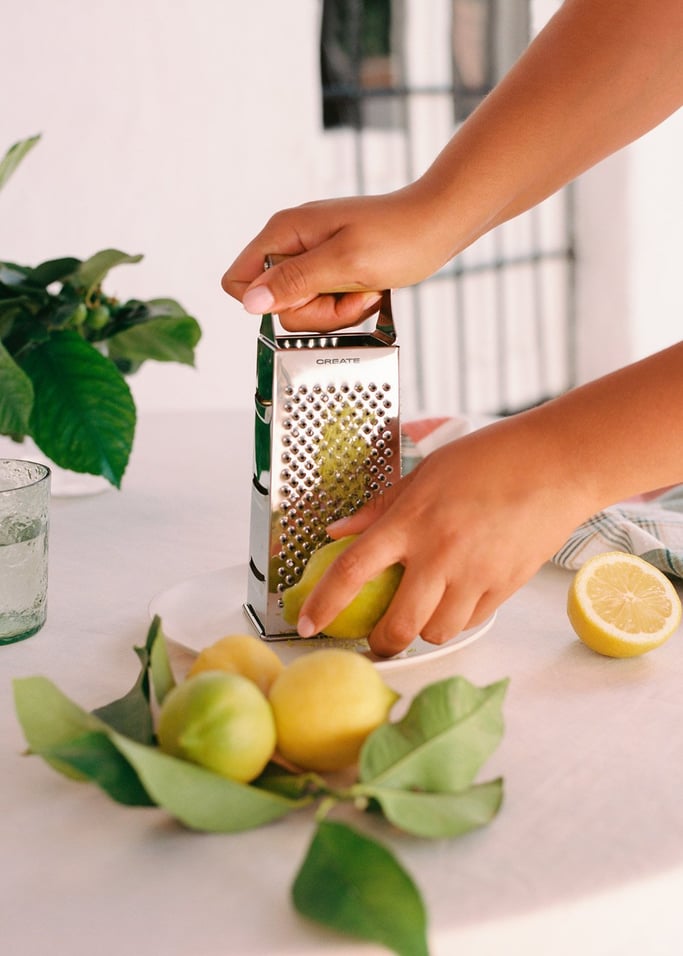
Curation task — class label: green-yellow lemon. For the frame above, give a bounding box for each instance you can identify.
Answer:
[157,671,276,783]
[187,633,284,695]
[282,535,403,639]
[268,648,399,772]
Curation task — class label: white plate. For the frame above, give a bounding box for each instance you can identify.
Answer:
[149,564,496,673]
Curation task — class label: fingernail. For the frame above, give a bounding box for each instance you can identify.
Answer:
[297,615,316,638]
[243,285,274,314]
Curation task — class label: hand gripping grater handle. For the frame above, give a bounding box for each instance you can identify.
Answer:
[243,266,401,639]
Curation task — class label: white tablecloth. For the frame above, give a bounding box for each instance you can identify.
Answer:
[2,409,683,956]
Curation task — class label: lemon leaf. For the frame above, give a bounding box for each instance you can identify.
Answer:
[110,734,312,832]
[13,673,309,829]
[12,677,152,805]
[293,820,429,956]
[91,616,175,740]
[357,778,503,838]
[13,675,104,766]
[92,644,153,745]
[148,615,176,705]
[91,669,154,744]
[40,732,154,806]
[359,676,508,793]
[254,765,328,800]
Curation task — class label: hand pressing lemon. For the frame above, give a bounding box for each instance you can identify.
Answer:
[567,551,682,658]
[282,535,403,639]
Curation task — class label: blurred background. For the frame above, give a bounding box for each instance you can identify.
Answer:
[1,0,680,420]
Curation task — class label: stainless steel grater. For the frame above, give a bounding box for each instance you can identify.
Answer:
[243,264,401,640]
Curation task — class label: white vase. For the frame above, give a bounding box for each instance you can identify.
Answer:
[0,435,111,497]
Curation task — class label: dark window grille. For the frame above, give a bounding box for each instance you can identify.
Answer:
[321,0,403,131]
[320,0,576,417]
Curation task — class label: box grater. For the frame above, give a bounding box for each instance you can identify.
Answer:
[243,263,401,640]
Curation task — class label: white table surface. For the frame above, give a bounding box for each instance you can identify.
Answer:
[3,409,683,956]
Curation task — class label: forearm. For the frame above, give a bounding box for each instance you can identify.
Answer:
[225,0,682,325]
[521,341,683,511]
[416,0,683,259]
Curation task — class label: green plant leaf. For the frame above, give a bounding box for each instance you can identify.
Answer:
[69,249,143,299]
[91,616,175,740]
[0,261,34,288]
[292,819,429,956]
[13,670,308,829]
[18,330,136,487]
[146,297,194,319]
[13,676,112,778]
[40,731,155,806]
[148,615,176,706]
[27,257,82,288]
[359,676,508,794]
[358,778,503,838]
[253,765,328,800]
[91,645,154,745]
[110,733,311,832]
[0,341,33,436]
[14,677,155,805]
[0,134,41,193]
[106,315,201,367]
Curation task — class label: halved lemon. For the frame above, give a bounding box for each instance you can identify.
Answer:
[567,551,682,658]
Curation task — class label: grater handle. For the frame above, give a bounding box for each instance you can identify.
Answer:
[263,254,395,344]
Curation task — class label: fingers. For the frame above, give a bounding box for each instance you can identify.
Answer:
[276,291,384,333]
[223,241,384,331]
[220,214,308,304]
[220,194,414,331]
[248,241,383,328]
[296,523,404,640]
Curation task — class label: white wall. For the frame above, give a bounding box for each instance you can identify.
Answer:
[536,0,682,384]
[1,0,680,415]
[575,111,683,385]
[0,0,321,412]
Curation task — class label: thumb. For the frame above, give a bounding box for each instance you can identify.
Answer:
[242,244,375,317]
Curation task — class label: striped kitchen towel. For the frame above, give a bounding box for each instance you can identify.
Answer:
[401,416,683,580]
[551,485,683,578]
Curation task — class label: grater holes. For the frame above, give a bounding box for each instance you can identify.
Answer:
[276,381,398,582]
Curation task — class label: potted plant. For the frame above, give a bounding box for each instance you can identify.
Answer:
[0,134,201,489]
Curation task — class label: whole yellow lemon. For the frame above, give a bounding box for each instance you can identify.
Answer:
[188,633,284,694]
[268,648,399,772]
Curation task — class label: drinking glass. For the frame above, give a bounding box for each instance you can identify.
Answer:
[0,459,50,644]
